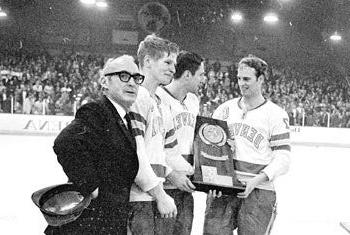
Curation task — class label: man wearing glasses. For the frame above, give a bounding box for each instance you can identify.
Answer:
[45,55,142,234]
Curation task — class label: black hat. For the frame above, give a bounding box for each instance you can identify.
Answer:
[31,183,91,226]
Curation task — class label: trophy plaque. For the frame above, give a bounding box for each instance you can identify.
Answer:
[192,116,245,195]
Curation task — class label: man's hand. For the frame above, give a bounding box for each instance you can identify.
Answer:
[148,184,177,218]
[167,171,196,193]
[155,192,178,218]
[237,172,268,198]
[208,189,222,199]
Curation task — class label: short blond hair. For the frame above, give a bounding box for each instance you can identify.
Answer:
[137,34,179,68]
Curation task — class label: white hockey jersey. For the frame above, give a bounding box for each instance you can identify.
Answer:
[156,87,199,178]
[129,86,178,201]
[213,97,291,191]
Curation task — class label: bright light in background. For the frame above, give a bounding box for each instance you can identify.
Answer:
[231,12,243,23]
[80,0,96,5]
[96,1,108,8]
[263,13,279,23]
[330,32,342,41]
[0,7,7,17]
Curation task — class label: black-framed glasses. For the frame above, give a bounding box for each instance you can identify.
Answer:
[105,70,145,85]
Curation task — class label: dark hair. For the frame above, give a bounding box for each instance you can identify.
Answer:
[137,34,179,68]
[174,51,204,79]
[238,54,268,80]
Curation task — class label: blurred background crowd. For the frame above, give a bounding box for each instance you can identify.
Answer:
[1,46,350,128]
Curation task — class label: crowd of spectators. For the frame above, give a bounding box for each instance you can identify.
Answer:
[1,48,350,128]
[199,61,350,128]
[0,48,103,116]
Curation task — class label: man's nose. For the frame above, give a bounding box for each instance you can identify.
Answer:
[169,64,175,74]
[128,77,138,86]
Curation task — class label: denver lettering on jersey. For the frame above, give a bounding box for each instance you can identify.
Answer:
[174,112,196,130]
[228,123,264,149]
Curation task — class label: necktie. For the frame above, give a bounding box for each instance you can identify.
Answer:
[125,113,136,148]
[124,113,133,134]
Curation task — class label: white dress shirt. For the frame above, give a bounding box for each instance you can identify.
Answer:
[106,96,128,127]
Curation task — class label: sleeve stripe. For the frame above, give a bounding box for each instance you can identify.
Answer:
[233,159,266,174]
[164,140,178,149]
[165,128,176,139]
[270,132,290,141]
[271,145,291,151]
[270,139,290,147]
[129,111,147,126]
[151,164,166,178]
[131,128,144,137]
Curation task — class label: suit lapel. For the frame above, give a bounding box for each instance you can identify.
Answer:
[101,96,136,150]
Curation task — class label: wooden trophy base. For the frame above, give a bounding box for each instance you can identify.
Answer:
[192,181,245,195]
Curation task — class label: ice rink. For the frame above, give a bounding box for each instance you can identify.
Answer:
[1,134,350,235]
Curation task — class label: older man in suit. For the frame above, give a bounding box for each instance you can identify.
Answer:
[44,55,144,234]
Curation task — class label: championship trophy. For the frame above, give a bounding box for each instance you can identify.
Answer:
[192,116,245,194]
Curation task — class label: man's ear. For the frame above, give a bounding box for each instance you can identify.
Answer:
[184,70,191,81]
[100,76,109,90]
[143,55,152,69]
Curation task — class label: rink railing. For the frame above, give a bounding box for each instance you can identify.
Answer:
[1,113,350,148]
[2,96,339,128]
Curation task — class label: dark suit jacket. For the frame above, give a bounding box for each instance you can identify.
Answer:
[45,96,138,235]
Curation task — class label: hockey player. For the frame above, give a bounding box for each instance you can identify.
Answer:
[128,35,189,234]
[203,55,291,235]
[156,51,205,234]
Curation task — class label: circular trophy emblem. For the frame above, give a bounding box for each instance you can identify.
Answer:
[199,123,227,146]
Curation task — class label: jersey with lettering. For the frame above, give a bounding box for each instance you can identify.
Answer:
[213,97,291,191]
[129,86,178,201]
[156,87,198,178]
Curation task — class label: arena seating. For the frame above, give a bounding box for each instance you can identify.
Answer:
[1,48,350,127]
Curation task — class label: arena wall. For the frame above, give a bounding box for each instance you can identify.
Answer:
[1,114,349,148]
[0,114,73,136]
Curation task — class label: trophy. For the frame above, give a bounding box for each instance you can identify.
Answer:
[192,116,245,195]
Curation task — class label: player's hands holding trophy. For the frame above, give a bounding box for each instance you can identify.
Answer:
[237,172,268,199]
[208,189,222,199]
[167,170,196,193]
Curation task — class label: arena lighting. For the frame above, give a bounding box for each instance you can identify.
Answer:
[0,7,7,17]
[80,0,96,5]
[231,12,243,23]
[330,32,342,41]
[96,1,108,8]
[263,13,279,23]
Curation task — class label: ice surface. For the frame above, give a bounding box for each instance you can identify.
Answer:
[1,134,349,235]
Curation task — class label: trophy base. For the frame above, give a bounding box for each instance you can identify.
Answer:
[192,181,245,195]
